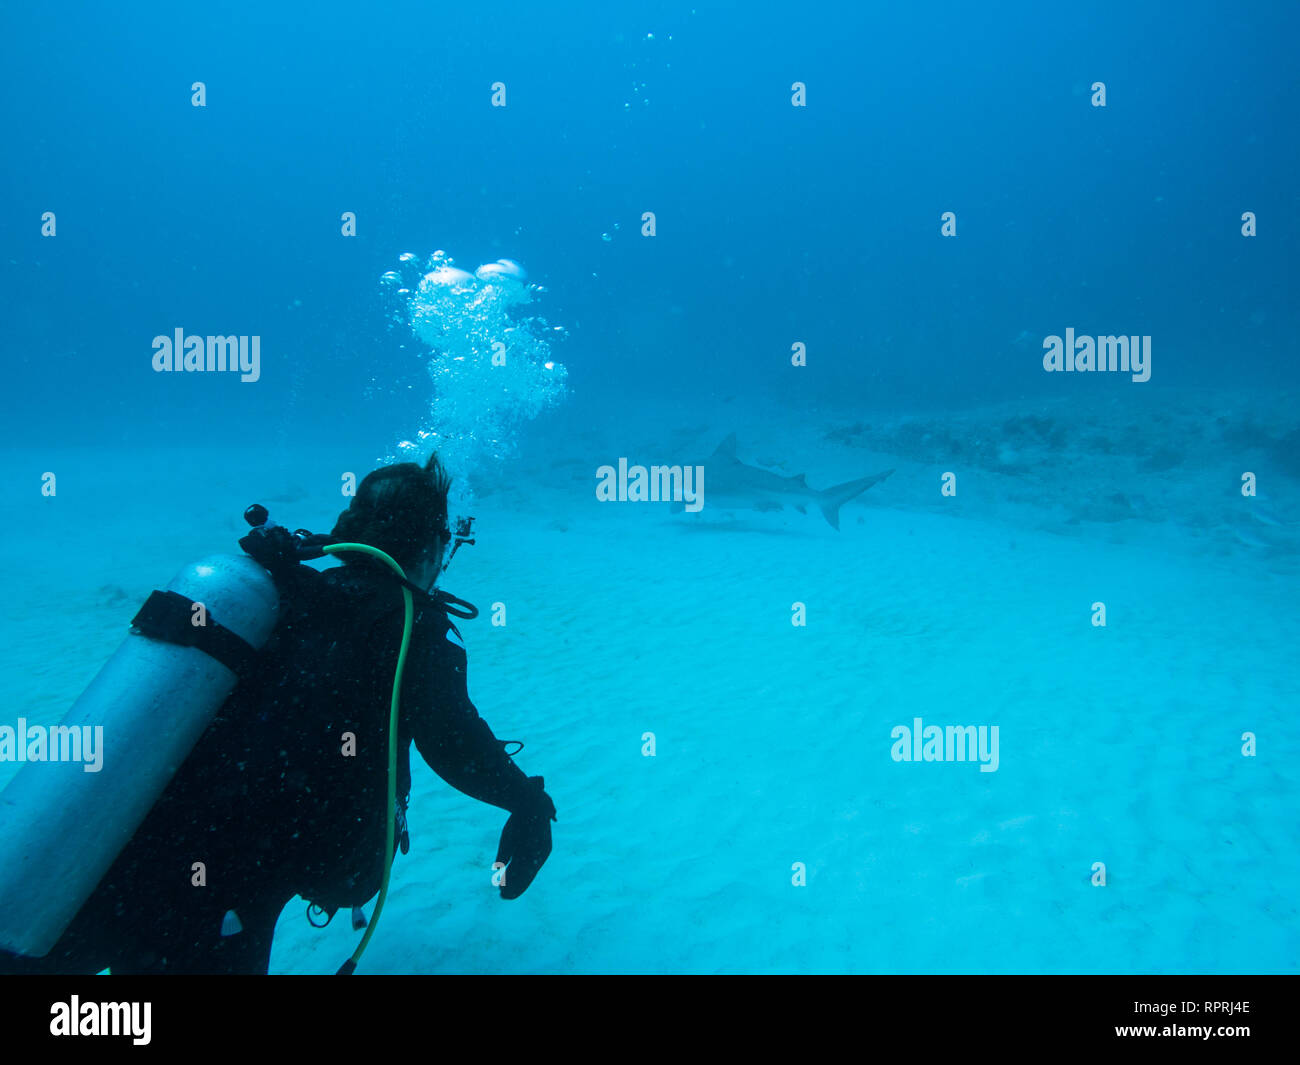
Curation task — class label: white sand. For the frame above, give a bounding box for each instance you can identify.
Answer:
[2,398,1296,973]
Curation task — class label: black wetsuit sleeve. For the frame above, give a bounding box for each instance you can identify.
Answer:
[402,609,539,815]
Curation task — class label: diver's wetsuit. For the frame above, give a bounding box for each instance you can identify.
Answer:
[0,563,536,975]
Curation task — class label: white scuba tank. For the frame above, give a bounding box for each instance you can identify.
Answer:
[0,553,279,958]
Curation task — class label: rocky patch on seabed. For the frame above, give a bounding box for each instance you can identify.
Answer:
[823,388,1300,566]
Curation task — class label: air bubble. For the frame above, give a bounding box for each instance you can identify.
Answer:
[379,250,569,506]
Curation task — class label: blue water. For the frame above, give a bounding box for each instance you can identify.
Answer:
[0,1,1296,974]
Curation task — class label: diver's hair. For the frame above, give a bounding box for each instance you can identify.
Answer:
[330,453,453,571]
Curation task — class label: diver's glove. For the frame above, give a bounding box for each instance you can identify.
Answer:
[495,776,557,900]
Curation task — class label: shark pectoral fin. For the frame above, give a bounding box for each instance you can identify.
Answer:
[712,433,739,459]
[795,504,807,514]
[818,469,894,530]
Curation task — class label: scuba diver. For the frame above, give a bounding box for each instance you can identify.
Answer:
[0,453,556,975]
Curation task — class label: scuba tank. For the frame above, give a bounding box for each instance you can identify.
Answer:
[0,545,280,958]
[0,504,479,973]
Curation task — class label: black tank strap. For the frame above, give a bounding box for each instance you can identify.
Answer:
[129,589,259,677]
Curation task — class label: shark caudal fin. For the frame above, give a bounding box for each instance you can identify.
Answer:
[817,469,894,529]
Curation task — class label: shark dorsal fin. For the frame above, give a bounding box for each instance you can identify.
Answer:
[791,473,807,486]
[712,433,739,459]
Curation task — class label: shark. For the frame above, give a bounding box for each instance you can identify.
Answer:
[674,434,894,529]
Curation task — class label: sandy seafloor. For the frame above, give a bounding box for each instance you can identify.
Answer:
[2,385,1297,974]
